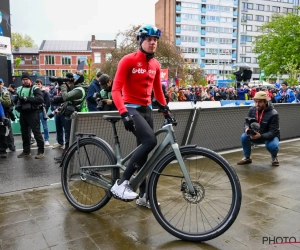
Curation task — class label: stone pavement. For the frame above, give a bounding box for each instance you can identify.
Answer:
[1,139,300,250]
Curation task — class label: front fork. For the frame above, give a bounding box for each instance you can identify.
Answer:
[171,144,196,195]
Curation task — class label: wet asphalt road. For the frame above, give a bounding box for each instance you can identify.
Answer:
[1,134,300,249]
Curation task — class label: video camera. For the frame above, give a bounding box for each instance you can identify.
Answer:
[49,76,74,86]
[245,117,260,136]
[93,92,104,111]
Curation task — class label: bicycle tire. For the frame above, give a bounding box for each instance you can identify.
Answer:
[148,146,241,242]
[61,137,117,213]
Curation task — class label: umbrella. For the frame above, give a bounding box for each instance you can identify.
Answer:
[232,62,251,68]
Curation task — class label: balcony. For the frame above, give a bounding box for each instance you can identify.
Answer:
[176,16,181,22]
[233,22,237,27]
[241,19,247,23]
[201,29,206,35]
[201,18,206,25]
[201,7,206,13]
[232,43,237,48]
[200,62,205,68]
[233,11,238,16]
[201,40,205,46]
[176,39,181,45]
[234,0,238,6]
[201,51,205,57]
[202,0,206,2]
[176,27,181,34]
[233,32,237,38]
[176,5,181,11]
[232,53,236,59]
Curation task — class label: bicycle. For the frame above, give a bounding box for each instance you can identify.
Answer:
[61,111,242,242]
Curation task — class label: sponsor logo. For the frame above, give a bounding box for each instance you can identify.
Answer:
[132,68,147,74]
[160,71,166,78]
[137,62,143,67]
[149,69,156,75]
[0,43,8,49]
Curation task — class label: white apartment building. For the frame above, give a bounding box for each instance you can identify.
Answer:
[155,0,299,83]
[239,0,298,80]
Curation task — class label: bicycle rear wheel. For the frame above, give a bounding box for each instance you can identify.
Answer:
[61,137,117,212]
[148,147,241,242]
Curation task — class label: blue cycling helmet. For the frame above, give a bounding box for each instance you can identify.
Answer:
[136,25,162,44]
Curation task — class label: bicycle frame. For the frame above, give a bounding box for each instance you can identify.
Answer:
[80,124,196,194]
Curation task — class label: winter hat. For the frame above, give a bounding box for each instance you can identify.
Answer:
[253,91,268,100]
[99,74,111,85]
[21,72,31,80]
[0,78,3,83]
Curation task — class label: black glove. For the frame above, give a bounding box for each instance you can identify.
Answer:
[19,96,28,103]
[121,112,135,132]
[158,105,170,115]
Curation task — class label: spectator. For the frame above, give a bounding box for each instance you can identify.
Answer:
[213,87,222,101]
[35,79,51,146]
[86,71,103,111]
[188,88,197,103]
[274,82,295,103]
[98,74,117,111]
[237,86,249,100]
[178,89,187,101]
[250,86,256,99]
[171,86,179,101]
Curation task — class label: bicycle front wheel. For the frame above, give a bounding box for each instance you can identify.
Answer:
[61,137,117,213]
[148,147,241,242]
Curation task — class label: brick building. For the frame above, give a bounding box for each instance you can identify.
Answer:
[12,35,116,77]
[12,47,40,75]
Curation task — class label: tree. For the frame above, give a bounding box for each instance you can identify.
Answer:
[83,58,97,83]
[100,25,187,80]
[253,11,300,83]
[12,32,37,48]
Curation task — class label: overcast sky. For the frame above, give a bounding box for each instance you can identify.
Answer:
[10,0,158,47]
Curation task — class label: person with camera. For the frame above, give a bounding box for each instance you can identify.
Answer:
[96,74,116,111]
[15,72,45,159]
[86,71,102,111]
[111,25,170,206]
[0,79,16,152]
[49,84,65,150]
[53,72,89,163]
[237,91,280,166]
[35,79,51,146]
[274,81,295,103]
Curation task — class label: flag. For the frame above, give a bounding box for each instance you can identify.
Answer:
[206,74,211,83]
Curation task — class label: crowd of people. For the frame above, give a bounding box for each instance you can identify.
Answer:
[167,82,299,103]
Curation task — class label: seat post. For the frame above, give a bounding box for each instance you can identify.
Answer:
[110,121,120,145]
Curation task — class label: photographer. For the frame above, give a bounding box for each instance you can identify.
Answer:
[96,74,116,111]
[15,72,45,159]
[49,84,65,150]
[274,82,295,103]
[53,72,89,163]
[86,71,102,111]
[0,79,16,156]
[237,91,280,166]
[35,79,51,146]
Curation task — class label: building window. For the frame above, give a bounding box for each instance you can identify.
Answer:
[94,53,101,63]
[253,68,261,74]
[184,58,198,63]
[272,6,280,13]
[77,56,87,65]
[241,57,251,63]
[106,53,112,61]
[247,3,253,9]
[241,35,252,43]
[253,58,258,63]
[246,25,252,31]
[32,58,37,65]
[257,4,264,11]
[45,55,55,65]
[61,70,69,76]
[182,47,198,53]
[266,5,270,11]
[46,70,55,76]
[62,56,71,65]
[245,46,252,52]
[256,15,264,22]
[19,58,25,65]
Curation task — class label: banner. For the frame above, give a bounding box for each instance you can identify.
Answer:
[220,100,254,107]
[0,36,11,54]
[206,74,210,83]
[0,0,11,38]
[161,68,168,81]
[209,74,215,83]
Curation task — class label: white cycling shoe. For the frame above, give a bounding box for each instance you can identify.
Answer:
[111,179,138,200]
[136,194,160,209]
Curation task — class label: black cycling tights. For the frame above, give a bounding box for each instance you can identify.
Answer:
[120,106,157,196]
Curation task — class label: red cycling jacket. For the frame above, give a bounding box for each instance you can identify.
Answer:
[112,50,166,115]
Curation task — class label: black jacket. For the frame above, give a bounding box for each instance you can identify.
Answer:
[42,90,51,112]
[244,102,280,141]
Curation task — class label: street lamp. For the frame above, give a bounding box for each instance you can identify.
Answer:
[113,39,117,49]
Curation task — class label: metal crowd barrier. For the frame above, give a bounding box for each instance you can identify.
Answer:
[70,103,300,154]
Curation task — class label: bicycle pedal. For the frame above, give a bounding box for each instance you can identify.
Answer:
[111,192,136,202]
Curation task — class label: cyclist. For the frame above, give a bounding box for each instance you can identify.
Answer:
[111,24,168,206]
